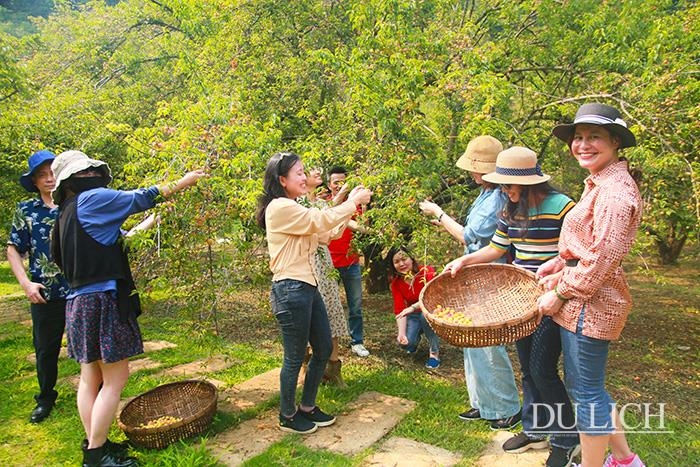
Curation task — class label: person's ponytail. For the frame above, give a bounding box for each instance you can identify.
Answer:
[620,157,643,188]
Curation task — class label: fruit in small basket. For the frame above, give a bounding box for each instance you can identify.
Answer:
[432,304,472,325]
[137,415,182,429]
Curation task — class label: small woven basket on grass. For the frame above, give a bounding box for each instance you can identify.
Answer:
[118,379,217,450]
[419,263,542,347]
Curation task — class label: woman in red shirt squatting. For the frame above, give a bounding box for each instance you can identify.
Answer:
[387,247,440,369]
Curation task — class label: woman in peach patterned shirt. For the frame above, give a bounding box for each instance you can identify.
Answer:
[537,103,645,467]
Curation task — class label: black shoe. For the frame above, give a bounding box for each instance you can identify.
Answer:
[298,406,336,427]
[82,439,130,456]
[278,412,318,434]
[489,410,522,430]
[458,408,482,421]
[29,404,53,423]
[82,445,138,467]
[502,432,549,453]
[546,444,581,467]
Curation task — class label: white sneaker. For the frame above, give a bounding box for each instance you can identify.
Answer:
[351,344,370,357]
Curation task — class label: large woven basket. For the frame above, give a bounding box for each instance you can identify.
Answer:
[419,263,542,347]
[118,379,217,449]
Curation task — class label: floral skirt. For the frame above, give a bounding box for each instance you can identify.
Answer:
[66,291,143,364]
[315,246,349,338]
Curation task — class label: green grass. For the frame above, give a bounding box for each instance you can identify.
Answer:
[0,258,698,466]
[0,259,22,296]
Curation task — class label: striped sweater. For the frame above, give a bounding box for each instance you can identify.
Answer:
[489,192,575,273]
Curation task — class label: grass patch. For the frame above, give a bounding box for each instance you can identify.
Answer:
[0,260,22,297]
[0,258,698,465]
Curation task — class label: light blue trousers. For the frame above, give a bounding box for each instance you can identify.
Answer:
[463,345,521,420]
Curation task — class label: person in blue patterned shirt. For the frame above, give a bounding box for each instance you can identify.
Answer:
[7,150,70,424]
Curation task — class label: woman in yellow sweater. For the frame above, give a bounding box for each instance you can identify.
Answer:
[255,152,372,434]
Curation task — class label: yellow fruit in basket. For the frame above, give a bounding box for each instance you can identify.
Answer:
[138,415,182,429]
[432,305,472,325]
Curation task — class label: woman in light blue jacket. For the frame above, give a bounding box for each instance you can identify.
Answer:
[419,135,521,430]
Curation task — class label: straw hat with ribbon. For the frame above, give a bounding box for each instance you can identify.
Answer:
[552,103,636,149]
[51,150,112,204]
[482,146,551,186]
[455,135,503,174]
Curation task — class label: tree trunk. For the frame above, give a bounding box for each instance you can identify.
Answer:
[363,243,388,294]
[647,226,688,265]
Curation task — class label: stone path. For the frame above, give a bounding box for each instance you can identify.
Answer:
[367,437,463,466]
[30,334,551,466]
[207,369,550,466]
[476,431,549,466]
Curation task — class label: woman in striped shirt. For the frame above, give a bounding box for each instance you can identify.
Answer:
[444,146,580,467]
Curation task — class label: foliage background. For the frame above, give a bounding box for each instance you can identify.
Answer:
[1,0,698,302]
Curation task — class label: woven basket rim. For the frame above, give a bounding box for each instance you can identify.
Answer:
[418,263,541,327]
[118,379,217,435]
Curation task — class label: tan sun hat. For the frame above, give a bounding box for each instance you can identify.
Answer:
[51,150,112,204]
[455,135,503,174]
[482,146,551,186]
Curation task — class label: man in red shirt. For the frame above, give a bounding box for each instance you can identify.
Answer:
[327,166,369,357]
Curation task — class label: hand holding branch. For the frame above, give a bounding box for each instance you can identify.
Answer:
[159,169,209,198]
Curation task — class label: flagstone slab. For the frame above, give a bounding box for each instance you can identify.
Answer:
[475,430,549,466]
[303,391,417,456]
[363,436,462,466]
[153,355,235,379]
[209,412,286,466]
[142,340,177,352]
[129,357,162,373]
[210,391,416,466]
[217,368,282,413]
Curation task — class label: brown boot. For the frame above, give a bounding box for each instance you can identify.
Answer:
[322,359,347,388]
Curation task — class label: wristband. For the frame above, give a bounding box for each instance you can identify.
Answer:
[554,285,569,302]
[437,212,445,222]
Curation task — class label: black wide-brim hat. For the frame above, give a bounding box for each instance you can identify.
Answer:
[552,103,636,149]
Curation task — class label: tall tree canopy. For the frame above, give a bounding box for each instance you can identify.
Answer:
[1,0,697,303]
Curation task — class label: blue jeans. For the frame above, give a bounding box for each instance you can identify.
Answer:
[463,345,520,420]
[561,310,614,435]
[31,300,66,407]
[336,263,364,345]
[516,317,579,447]
[270,280,332,418]
[401,312,439,355]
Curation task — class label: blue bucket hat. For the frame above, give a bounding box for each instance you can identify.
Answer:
[19,150,56,193]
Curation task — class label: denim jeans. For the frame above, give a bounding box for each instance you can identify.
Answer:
[336,263,364,345]
[270,279,332,418]
[30,300,66,407]
[401,312,440,355]
[463,345,520,420]
[560,310,614,435]
[516,316,579,447]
